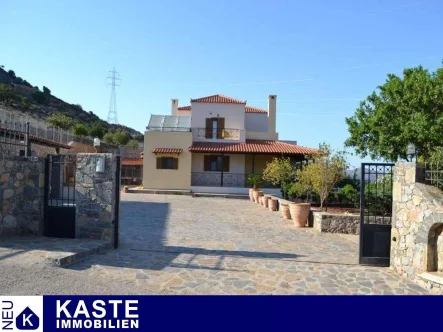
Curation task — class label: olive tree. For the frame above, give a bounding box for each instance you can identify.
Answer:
[262,157,295,199]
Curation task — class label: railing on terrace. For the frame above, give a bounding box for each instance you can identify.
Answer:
[194,128,241,140]
[147,127,191,132]
[191,172,278,188]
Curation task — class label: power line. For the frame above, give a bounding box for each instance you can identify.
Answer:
[106,67,121,124]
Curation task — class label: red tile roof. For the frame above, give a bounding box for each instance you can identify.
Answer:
[122,158,143,166]
[177,106,191,111]
[245,106,267,114]
[152,148,183,154]
[189,140,317,155]
[190,94,246,104]
[175,105,268,114]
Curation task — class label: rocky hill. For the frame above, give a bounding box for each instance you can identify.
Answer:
[0,66,141,137]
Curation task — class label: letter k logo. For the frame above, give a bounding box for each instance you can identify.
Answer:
[16,307,39,330]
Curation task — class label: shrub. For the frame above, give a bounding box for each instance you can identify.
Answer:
[22,96,30,111]
[32,90,47,104]
[247,174,263,189]
[338,184,359,206]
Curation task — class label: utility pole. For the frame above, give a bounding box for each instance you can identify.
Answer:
[106,67,121,124]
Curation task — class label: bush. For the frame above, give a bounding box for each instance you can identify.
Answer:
[43,86,51,95]
[338,184,359,206]
[22,97,30,111]
[32,90,47,104]
[126,140,139,148]
[0,83,14,104]
[88,122,106,139]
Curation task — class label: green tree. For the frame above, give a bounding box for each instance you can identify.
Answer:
[301,143,347,210]
[262,157,296,199]
[103,132,116,145]
[22,96,30,111]
[47,113,76,131]
[73,123,89,138]
[43,86,51,95]
[113,130,131,146]
[0,83,14,105]
[126,139,140,148]
[345,64,443,162]
[88,122,105,139]
[7,70,15,79]
[32,90,47,104]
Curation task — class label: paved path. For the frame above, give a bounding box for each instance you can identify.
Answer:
[68,194,428,295]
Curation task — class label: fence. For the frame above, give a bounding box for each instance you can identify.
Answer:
[424,162,443,190]
[0,120,29,156]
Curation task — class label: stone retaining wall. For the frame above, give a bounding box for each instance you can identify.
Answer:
[313,212,360,234]
[0,156,44,236]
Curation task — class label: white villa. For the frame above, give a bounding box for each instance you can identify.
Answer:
[143,94,316,195]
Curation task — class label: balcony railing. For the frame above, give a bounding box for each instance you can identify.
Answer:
[194,128,241,140]
[191,172,278,188]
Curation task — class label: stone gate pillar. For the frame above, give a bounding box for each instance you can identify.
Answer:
[75,153,119,246]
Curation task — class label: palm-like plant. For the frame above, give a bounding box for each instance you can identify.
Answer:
[247,174,263,190]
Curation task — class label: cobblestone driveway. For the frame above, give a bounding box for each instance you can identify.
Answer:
[71,194,428,294]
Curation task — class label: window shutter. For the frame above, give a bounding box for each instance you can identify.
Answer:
[217,118,225,139]
[156,157,162,169]
[223,156,230,172]
[204,155,210,171]
[205,118,212,138]
[173,158,179,170]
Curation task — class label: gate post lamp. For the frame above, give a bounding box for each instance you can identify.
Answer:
[93,137,101,153]
[406,143,416,162]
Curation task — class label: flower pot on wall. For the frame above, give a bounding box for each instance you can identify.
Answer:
[280,203,291,219]
[249,189,254,202]
[268,198,278,211]
[289,203,311,228]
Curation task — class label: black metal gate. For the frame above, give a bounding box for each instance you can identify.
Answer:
[44,154,77,238]
[359,163,395,266]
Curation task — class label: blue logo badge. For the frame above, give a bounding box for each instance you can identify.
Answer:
[15,307,39,330]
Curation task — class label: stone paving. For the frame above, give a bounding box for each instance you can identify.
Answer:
[0,236,110,267]
[69,194,429,294]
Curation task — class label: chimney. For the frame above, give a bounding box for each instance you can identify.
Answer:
[171,99,179,116]
[268,95,276,135]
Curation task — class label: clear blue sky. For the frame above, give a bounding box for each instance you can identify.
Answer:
[1,0,442,167]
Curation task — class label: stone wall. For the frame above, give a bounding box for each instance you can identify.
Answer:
[391,162,443,294]
[0,156,44,236]
[75,153,118,246]
[313,212,360,234]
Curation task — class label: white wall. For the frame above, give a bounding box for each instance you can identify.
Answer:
[190,186,282,197]
[192,153,245,173]
[245,113,268,132]
[190,102,245,131]
[177,110,191,117]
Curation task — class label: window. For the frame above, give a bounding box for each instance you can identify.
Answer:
[204,155,230,172]
[205,118,225,139]
[156,157,178,170]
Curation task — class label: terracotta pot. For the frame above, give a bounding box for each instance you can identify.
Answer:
[259,196,264,205]
[280,203,291,219]
[263,195,269,208]
[289,203,311,228]
[252,189,259,203]
[268,198,278,211]
[249,188,254,202]
[257,191,264,204]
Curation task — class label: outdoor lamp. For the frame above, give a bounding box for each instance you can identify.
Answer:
[406,143,416,161]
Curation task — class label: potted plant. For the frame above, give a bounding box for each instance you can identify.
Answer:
[123,186,129,193]
[280,201,291,219]
[268,197,278,211]
[289,202,310,227]
[247,174,263,202]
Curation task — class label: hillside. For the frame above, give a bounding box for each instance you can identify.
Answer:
[0,66,141,137]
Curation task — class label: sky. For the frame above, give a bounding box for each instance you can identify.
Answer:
[1,0,443,167]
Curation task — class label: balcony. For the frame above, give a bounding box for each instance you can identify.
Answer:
[191,172,278,188]
[193,128,243,141]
